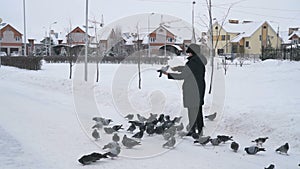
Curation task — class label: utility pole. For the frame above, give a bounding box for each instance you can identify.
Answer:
[84,0,89,81]
[208,0,214,94]
[23,0,27,56]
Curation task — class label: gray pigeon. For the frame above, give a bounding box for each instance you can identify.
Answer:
[157,65,170,77]
[122,135,141,149]
[92,117,113,126]
[230,141,239,152]
[92,129,100,140]
[124,114,134,120]
[217,135,233,143]
[252,137,268,147]
[205,112,217,121]
[112,133,120,142]
[103,142,121,158]
[92,122,103,130]
[275,143,289,155]
[194,136,211,145]
[265,164,275,169]
[127,123,136,133]
[137,114,148,123]
[210,138,222,146]
[104,127,115,134]
[163,136,176,148]
[244,146,265,155]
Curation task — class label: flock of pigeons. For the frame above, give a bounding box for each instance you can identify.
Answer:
[78,112,294,168]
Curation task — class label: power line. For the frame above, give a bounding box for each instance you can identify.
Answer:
[214,6,299,21]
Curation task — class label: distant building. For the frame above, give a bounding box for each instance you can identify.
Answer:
[210,20,282,56]
[0,24,23,56]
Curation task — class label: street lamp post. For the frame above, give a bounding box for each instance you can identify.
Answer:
[49,21,57,56]
[148,13,154,58]
[192,1,196,43]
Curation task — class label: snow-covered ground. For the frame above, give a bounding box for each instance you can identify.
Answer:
[0,58,299,169]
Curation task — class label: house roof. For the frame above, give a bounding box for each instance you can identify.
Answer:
[0,24,22,36]
[215,21,279,43]
[288,30,300,40]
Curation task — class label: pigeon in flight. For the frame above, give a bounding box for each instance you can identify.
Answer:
[230,141,239,152]
[252,137,268,147]
[264,164,275,169]
[275,143,289,155]
[244,146,266,155]
[205,112,217,121]
[122,134,141,149]
[124,114,134,120]
[157,65,170,77]
[163,136,176,148]
[92,129,100,140]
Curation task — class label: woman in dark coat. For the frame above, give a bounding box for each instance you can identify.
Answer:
[162,43,207,135]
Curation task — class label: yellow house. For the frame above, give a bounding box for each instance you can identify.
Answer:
[211,20,282,56]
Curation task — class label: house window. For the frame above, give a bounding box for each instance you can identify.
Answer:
[292,39,299,44]
[259,35,262,41]
[245,41,250,47]
[150,37,155,42]
[227,35,230,40]
[15,36,20,41]
[221,35,226,41]
[167,37,173,42]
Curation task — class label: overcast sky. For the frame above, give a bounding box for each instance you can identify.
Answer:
[1,0,300,41]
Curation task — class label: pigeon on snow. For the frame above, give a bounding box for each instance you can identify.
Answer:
[127,123,136,133]
[244,146,266,155]
[217,135,233,143]
[122,135,141,149]
[210,138,222,146]
[92,129,100,140]
[132,130,144,139]
[102,142,121,158]
[264,164,275,169]
[92,117,112,126]
[157,65,170,77]
[112,125,124,132]
[104,127,116,134]
[194,136,211,145]
[205,112,217,121]
[92,122,103,130]
[112,133,120,142]
[163,136,176,148]
[275,143,289,155]
[252,137,268,147]
[230,141,239,152]
[124,114,134,120]
[78,152,108,165]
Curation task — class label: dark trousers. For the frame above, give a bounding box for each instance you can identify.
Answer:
[187,106,204,134]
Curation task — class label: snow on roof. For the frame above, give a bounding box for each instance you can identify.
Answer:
[288,30,300,40]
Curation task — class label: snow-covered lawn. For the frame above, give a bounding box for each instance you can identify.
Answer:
[0,58,299,169]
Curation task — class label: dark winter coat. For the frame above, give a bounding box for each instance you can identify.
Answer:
[168,54,206,108]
